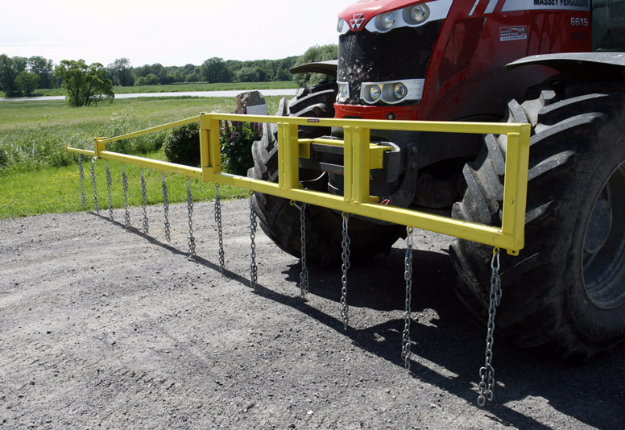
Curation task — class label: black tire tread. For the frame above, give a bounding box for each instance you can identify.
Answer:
[451,79,625,359]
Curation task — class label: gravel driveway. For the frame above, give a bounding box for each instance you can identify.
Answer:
[1,199,624,429]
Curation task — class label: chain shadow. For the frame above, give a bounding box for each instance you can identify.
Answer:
[89,211,625,429]
[276,247,625,430]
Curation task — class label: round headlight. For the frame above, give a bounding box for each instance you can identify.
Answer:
[410,4,430,23]
[380,12,395,30]
[369,85,382,101]
[393,83,408,100]
[337,18,348,34]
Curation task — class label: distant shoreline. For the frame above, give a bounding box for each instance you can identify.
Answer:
[0,89,297,102]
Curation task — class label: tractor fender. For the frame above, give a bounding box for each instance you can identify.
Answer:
[289,60,338,77]
[507,52,625,79]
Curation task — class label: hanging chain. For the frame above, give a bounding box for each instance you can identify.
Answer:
[249,195,259,289]
[477,247,503,407]
[90,157,99,214]
[122,165,130,229]
[291,201,309,298]
[141,168,149,234]
[186,178,196,258]
[161,173,171,242]
[214,185,225,272]
[106,161,114,220]
[402,226,414,370]
[78,155,86,209]
[340,212,351,330]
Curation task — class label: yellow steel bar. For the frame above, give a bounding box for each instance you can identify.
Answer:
[212,113,526,136]
[277,122,300,189]
[343,126,354,202]
[500,127,531,255]
[66,145,95,157]
[97,151,202,179]
[351,126,371,203]
[65,112,530,253]
[199,114,210,170]
[207,171,516,249]
[299,138,390,170]
[98,115,201,145]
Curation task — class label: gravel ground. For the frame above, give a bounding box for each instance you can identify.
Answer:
[1,198,624,429]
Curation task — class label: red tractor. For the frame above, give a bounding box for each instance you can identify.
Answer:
[249,0,625,359]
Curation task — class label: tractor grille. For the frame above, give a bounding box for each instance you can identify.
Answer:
[337,23,441,106]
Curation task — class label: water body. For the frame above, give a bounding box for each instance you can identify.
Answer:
[0,89,297,102]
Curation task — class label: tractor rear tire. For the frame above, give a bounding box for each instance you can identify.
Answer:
[248,83,405,264]
[450,79,625,359]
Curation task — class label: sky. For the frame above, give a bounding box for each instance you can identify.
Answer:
[0,0,353,67]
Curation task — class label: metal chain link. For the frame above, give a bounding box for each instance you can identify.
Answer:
[477,247,503,407]
[78,155,86,209]
[340,212,351,330]
[122,165,130,229]
[402,226,414,370]
[161,173,171,242]
[106,161,114,220]
[214,185,225,272]
[90,157,99,214]
[141,168,149,234]
[291,201,309,298]
[249,195,258,289]
[186,178,196,258]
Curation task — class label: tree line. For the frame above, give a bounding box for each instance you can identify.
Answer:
[0,45,338,104]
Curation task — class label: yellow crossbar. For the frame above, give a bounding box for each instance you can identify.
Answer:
[66,112,530,255]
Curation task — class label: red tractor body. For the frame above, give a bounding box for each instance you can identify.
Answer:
[335,0,591,122]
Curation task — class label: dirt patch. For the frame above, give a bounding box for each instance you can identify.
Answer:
[1,199,624,429]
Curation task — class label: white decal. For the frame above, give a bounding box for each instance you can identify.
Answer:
[502,0,590,12]
[350,14,365,30]
[469,0,481,16]
[485,0,499,14]
[500,26,528,41]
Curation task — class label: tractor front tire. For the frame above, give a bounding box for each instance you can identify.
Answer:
[451,79,625,359]
[248,83,405,264]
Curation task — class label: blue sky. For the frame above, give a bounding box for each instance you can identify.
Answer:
[0,0,351,66]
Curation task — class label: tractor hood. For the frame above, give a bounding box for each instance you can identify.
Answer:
[338,0,424,32]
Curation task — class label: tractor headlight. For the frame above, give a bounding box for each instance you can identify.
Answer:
[406,4,430,24]
[393,83,408,100]
[337,81,350,103]
[360,79,425,104]
[337,18,350,35]
[377,12,396,31]
[368,85,382,102]
[364,0,452,33]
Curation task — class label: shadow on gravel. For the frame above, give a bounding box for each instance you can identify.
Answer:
[95,211,625,430]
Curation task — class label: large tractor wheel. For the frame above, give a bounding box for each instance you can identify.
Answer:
[450,79,625,359]
[248,83,405,264]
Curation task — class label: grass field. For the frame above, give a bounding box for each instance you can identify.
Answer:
[1,81,298,98]
[0,95,284,218]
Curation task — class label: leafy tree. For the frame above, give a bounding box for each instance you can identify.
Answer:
[0,54,19,97]
[236,66,259,83]
[107,58,134,86]
[54,60,114,107]
[15,71,40,96]
[144,74,159,85]
[11,56,28,74]
[201,57,231,83]
[293,44,338,87]
[28,56,55,88]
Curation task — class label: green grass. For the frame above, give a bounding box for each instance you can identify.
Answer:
[0,96,284,218]
[3,81,297,98]
[0,151,250,218]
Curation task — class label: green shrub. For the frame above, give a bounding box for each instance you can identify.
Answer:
[163,123,200,166]
[220,117,261,176]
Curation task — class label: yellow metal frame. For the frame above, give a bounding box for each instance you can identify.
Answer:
[66,113,530,255]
